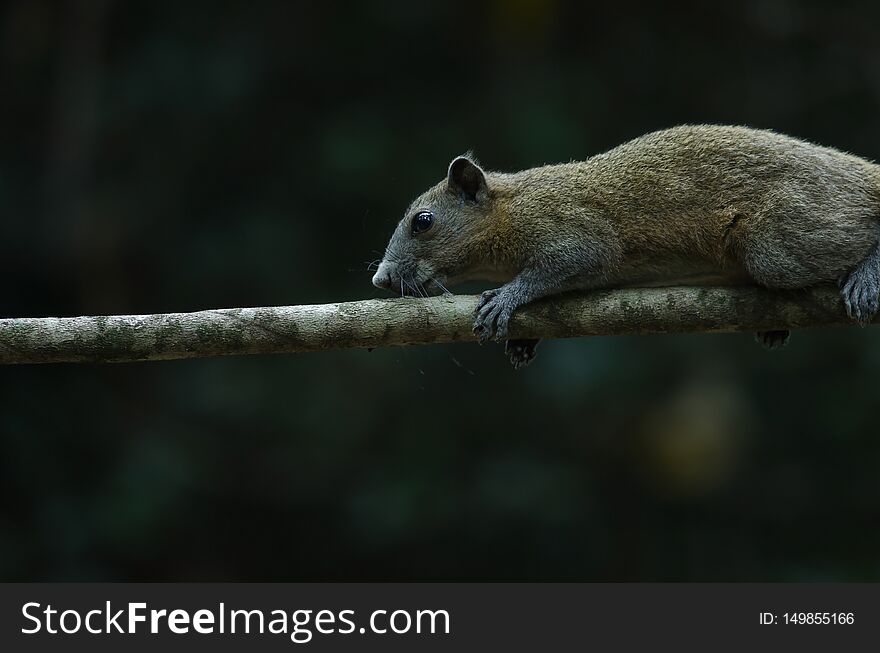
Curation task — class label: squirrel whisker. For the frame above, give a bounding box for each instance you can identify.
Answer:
[432,278,453,296]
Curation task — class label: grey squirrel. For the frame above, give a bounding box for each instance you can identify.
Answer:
[372,125,880,367]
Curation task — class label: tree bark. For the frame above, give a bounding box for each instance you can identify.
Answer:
[0,285,873,365]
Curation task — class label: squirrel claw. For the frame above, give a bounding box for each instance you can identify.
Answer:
[472,323,491,344]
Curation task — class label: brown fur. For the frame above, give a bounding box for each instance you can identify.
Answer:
[480,125,880,289]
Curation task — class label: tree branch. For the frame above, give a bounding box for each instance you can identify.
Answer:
[0,285,873,365]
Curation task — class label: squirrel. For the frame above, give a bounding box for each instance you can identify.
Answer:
[372,125,880,368]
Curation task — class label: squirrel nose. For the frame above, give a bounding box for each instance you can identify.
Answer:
[372,271,392,289]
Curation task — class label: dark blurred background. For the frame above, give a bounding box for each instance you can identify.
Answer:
[2,0,880,581]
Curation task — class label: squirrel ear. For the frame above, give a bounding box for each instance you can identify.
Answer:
[447,155,488,203]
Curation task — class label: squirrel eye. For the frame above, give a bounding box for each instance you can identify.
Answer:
[411,210,434,235]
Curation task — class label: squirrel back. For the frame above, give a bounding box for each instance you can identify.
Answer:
[489,125,880,286]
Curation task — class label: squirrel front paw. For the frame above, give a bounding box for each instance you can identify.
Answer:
[473,288,517,343]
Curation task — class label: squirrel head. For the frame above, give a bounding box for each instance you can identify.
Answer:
[372,154,499,295]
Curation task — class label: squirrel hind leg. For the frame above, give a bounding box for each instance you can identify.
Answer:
[839,241,880,325]
[505,339,540,369]
[755,330,791,350]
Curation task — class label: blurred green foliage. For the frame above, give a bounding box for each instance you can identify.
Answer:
[1,0,880,581]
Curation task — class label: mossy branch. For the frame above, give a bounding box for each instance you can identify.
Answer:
[0,285,874,365]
